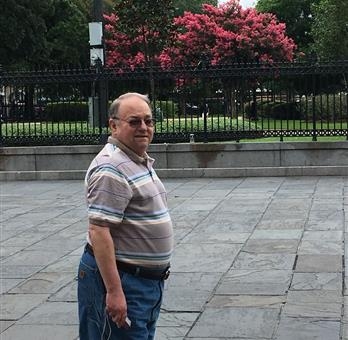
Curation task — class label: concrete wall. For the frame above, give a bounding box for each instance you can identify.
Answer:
[1,141,348,180]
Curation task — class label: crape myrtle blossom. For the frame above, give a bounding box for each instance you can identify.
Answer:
[104,0,296,70]
[104,13,147,70]
[159,1,296,67]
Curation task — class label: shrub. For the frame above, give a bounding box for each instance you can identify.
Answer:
[269,102,301,119]
[45,102,89,122]
[244,101,301,120]
[299,93,348,121]
[154,100,178,118]
[207,99,225,115]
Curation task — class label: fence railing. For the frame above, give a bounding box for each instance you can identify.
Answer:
[1,60,347,146]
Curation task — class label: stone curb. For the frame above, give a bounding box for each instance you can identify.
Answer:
[1,165,348,180]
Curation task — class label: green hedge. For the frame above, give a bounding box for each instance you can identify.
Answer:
[207,100,225,115]
[299,93,348,120]
[154,100,178,119]
[243,93,348,121]
[244,101,301,120]
[45,102,89,122]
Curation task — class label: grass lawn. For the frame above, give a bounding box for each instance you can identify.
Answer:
[243,136,348,142]
[1,117,347,143]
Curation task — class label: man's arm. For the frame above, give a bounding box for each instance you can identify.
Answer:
[89,223,128,328]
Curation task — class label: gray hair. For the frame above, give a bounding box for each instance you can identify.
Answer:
[108,92,151,118]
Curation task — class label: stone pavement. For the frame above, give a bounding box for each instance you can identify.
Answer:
[1,176,348,340]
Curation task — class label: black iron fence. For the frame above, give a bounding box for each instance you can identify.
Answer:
[1,60,347,146]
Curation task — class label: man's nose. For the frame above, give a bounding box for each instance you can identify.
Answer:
[138,120,148,128]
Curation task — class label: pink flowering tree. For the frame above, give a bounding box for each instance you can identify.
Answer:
[104,0,296,117]
[160,0,295,67]
[105,0,295,68]
[104,13,144,70]
[104,0,174,70]
[104,0,175,100]
[158,0,296,117]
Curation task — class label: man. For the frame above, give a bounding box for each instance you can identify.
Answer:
[78,92,174,340]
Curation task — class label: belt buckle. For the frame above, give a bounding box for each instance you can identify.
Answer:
[163,268,170,280]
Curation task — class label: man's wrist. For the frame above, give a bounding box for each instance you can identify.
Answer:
[105,280,123,295]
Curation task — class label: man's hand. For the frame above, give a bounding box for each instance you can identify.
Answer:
[89,224,129,328]
[105,289,128,328]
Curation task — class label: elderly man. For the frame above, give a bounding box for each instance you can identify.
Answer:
[78,92,174,339]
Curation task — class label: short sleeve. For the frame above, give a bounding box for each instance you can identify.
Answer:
[86,165,132,228]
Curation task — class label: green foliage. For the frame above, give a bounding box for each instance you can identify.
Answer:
[46,0,90,65]
[3,115,348,142]
[256,0,348,59]
[45,102,89,122]
[154,117,259,133]
[153,99,224,120]
[0,0,90,68]
[0,0,53,68]
[102,0,119,14]
[207,100,225,115]
[2,116,259,137]
[256,0,319,54]
[1,122,104,137]
[311,0,348,59]
[299,93,348,120]
[173,0,218,16]
[154,100,178,118]
[244,101,301,119]
[254,119,348,131]
[113,0,175,63]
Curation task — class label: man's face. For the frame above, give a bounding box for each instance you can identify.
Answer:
[110,96,154,156]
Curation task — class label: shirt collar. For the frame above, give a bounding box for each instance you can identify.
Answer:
[107,136,151,165]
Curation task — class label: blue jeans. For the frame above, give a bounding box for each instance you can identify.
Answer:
[78,250,164,340]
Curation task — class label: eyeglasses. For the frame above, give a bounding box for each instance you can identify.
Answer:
[112,117,156,128]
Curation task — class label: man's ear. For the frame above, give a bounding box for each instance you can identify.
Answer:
[109,118,117,131]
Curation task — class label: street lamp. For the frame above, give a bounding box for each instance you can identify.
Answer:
[88,0,108,131]
[89,22,104,66]
[89,0,104,66]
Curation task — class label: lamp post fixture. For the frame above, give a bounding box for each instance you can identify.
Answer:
[88,0,108,133]
[89,0,104,66]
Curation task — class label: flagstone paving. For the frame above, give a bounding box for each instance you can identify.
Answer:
[1,176,348,339]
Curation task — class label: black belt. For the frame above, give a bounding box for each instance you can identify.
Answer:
[84,243,170,281]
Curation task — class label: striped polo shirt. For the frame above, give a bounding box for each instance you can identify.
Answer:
[85,137,174,268]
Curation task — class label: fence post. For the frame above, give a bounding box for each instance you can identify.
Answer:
[203,97,208,143]
[311,56,317,141]
[89,0,108,136]
[312,75,317,141]
[98,70,108,132]
[0,64,2,142]
[200,53,209,143]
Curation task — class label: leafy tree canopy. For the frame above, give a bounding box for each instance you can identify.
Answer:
[173,0,218,16]
[256,0,319,54]
[311,0,348,59]
[105,0,295,69]
[105,0,175,68]
[0,0,91,68]
[161,0,296,67]
[0,0,53,68]
[46,0,90,66]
